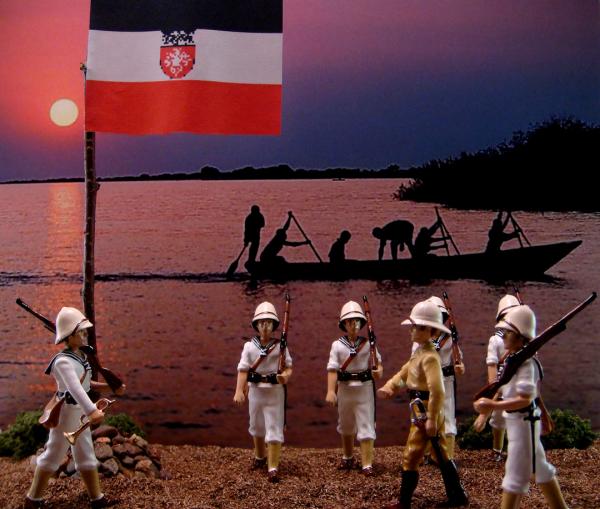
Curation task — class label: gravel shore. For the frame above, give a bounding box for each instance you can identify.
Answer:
[2,442,599,508]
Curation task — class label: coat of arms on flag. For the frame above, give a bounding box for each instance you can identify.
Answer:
[160,30,196,79]
[85,0,282,135]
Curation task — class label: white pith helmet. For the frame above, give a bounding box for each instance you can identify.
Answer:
[496,294,520,322]
[496,304,536,341]
[252,301,280,331]
[339,301,367,331]
[426,296,448,319]
[55,307,93,344]
[401,300,451,335]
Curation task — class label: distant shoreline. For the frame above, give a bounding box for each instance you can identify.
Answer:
[0,165,415,185]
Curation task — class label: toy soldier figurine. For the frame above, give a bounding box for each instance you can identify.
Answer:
[378,300,468,508]
[474,305,568,509]
[234,301,292,482]
[485,294,520,461]
[326,301,383,475]
[411,296,465,462]
[24,307,124,509]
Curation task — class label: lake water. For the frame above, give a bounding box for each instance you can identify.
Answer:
[0,180,598,447]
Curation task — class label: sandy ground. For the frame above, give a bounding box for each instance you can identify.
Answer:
[2,442,599,508]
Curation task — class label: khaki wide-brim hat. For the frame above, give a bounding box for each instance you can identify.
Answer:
[401,300,451,335]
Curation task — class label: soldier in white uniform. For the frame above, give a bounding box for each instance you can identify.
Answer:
[411,296,465,461]
[486,294,520,460]
[326,301,383,475]
[24,307,123,509]
[474,305,568,509]
[234,302,292,482]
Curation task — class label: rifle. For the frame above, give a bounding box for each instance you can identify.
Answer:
[441,291,462,366]
[474,292,596,401]
[277,293,291,375]
[514,286,523,305]
[362,295,379,370]
[16,298,124,392]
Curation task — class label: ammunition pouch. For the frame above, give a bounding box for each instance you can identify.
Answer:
[337,369,372,382]
[442,365,455,377]
[247,371,278,384]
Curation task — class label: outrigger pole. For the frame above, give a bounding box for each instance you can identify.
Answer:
[435,207,461,256]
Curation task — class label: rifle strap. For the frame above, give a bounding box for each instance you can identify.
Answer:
[339,336,367,371]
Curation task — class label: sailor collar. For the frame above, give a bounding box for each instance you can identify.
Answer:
[252,336,278,357]
[338,335,366,356]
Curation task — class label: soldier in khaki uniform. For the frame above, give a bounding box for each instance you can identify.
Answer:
[378,300,468,508]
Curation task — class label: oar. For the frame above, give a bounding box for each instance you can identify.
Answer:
[226,245,247,277]
[290,212,323,263]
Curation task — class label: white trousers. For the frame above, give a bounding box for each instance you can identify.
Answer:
[489,408,506,430]
[337,382,376,442]
[442,376,457,436]
[248,384,285,444]
[502,410,556,494]
[36,404,98,472]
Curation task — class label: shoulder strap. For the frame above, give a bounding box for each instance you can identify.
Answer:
[340,336,368,371]
[250,337,278,371]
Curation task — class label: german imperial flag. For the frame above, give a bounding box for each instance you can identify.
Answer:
[85,0,282,135]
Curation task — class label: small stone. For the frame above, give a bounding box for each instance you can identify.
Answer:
[121,456,135,468]
[112,435,127,445]
[135,459,160,478]
[92,425,119,439]
[101,458,120,477]
[96,437,111,444]
[94,443,114,461]
[130,434,149,450]
[113,443,143,458]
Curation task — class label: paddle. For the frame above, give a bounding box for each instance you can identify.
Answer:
[289,212,323,263]
[226,244,247,277]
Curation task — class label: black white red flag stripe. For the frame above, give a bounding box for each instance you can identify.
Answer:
[85,0,282,135]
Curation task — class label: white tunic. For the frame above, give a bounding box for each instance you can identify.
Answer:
[328,336,381,441]
[36,350,98,472]
[500,358,556,494]
[487,333,506,430]
[237,338,292,444]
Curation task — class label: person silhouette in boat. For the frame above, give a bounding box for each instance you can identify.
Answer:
[328,230,352,264]
[485,211,521,253]
[259,212,310,266]
[244,205,265,267]
[372,220,414,261]
[412,221,447,259]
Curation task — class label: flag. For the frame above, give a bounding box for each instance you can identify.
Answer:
[85,0,282,135]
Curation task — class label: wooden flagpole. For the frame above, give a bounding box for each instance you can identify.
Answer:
[83,130,98,358]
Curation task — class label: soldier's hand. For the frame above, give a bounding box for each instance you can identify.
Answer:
[425,418,437,437]
[371,366,383,380]
[276,373,289,385]
[325,390,337,406]
[454,363,465,376]
[474,397,494,413]
[377,386,394,399]
[115,384,126,396]
[88,408,105,426]
[233,391,246,405]
[473,413,489,432]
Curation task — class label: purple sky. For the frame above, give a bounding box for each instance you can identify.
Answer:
[0,0,598,181]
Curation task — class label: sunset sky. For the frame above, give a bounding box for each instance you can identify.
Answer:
[0,0,598,181]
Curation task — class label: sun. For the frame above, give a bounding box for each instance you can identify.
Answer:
[49,98,79,127]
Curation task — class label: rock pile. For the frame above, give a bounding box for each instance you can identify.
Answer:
[57,425,165,479]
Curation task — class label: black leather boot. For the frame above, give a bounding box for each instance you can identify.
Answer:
[398,469,419,509]
[438,460,469,507]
